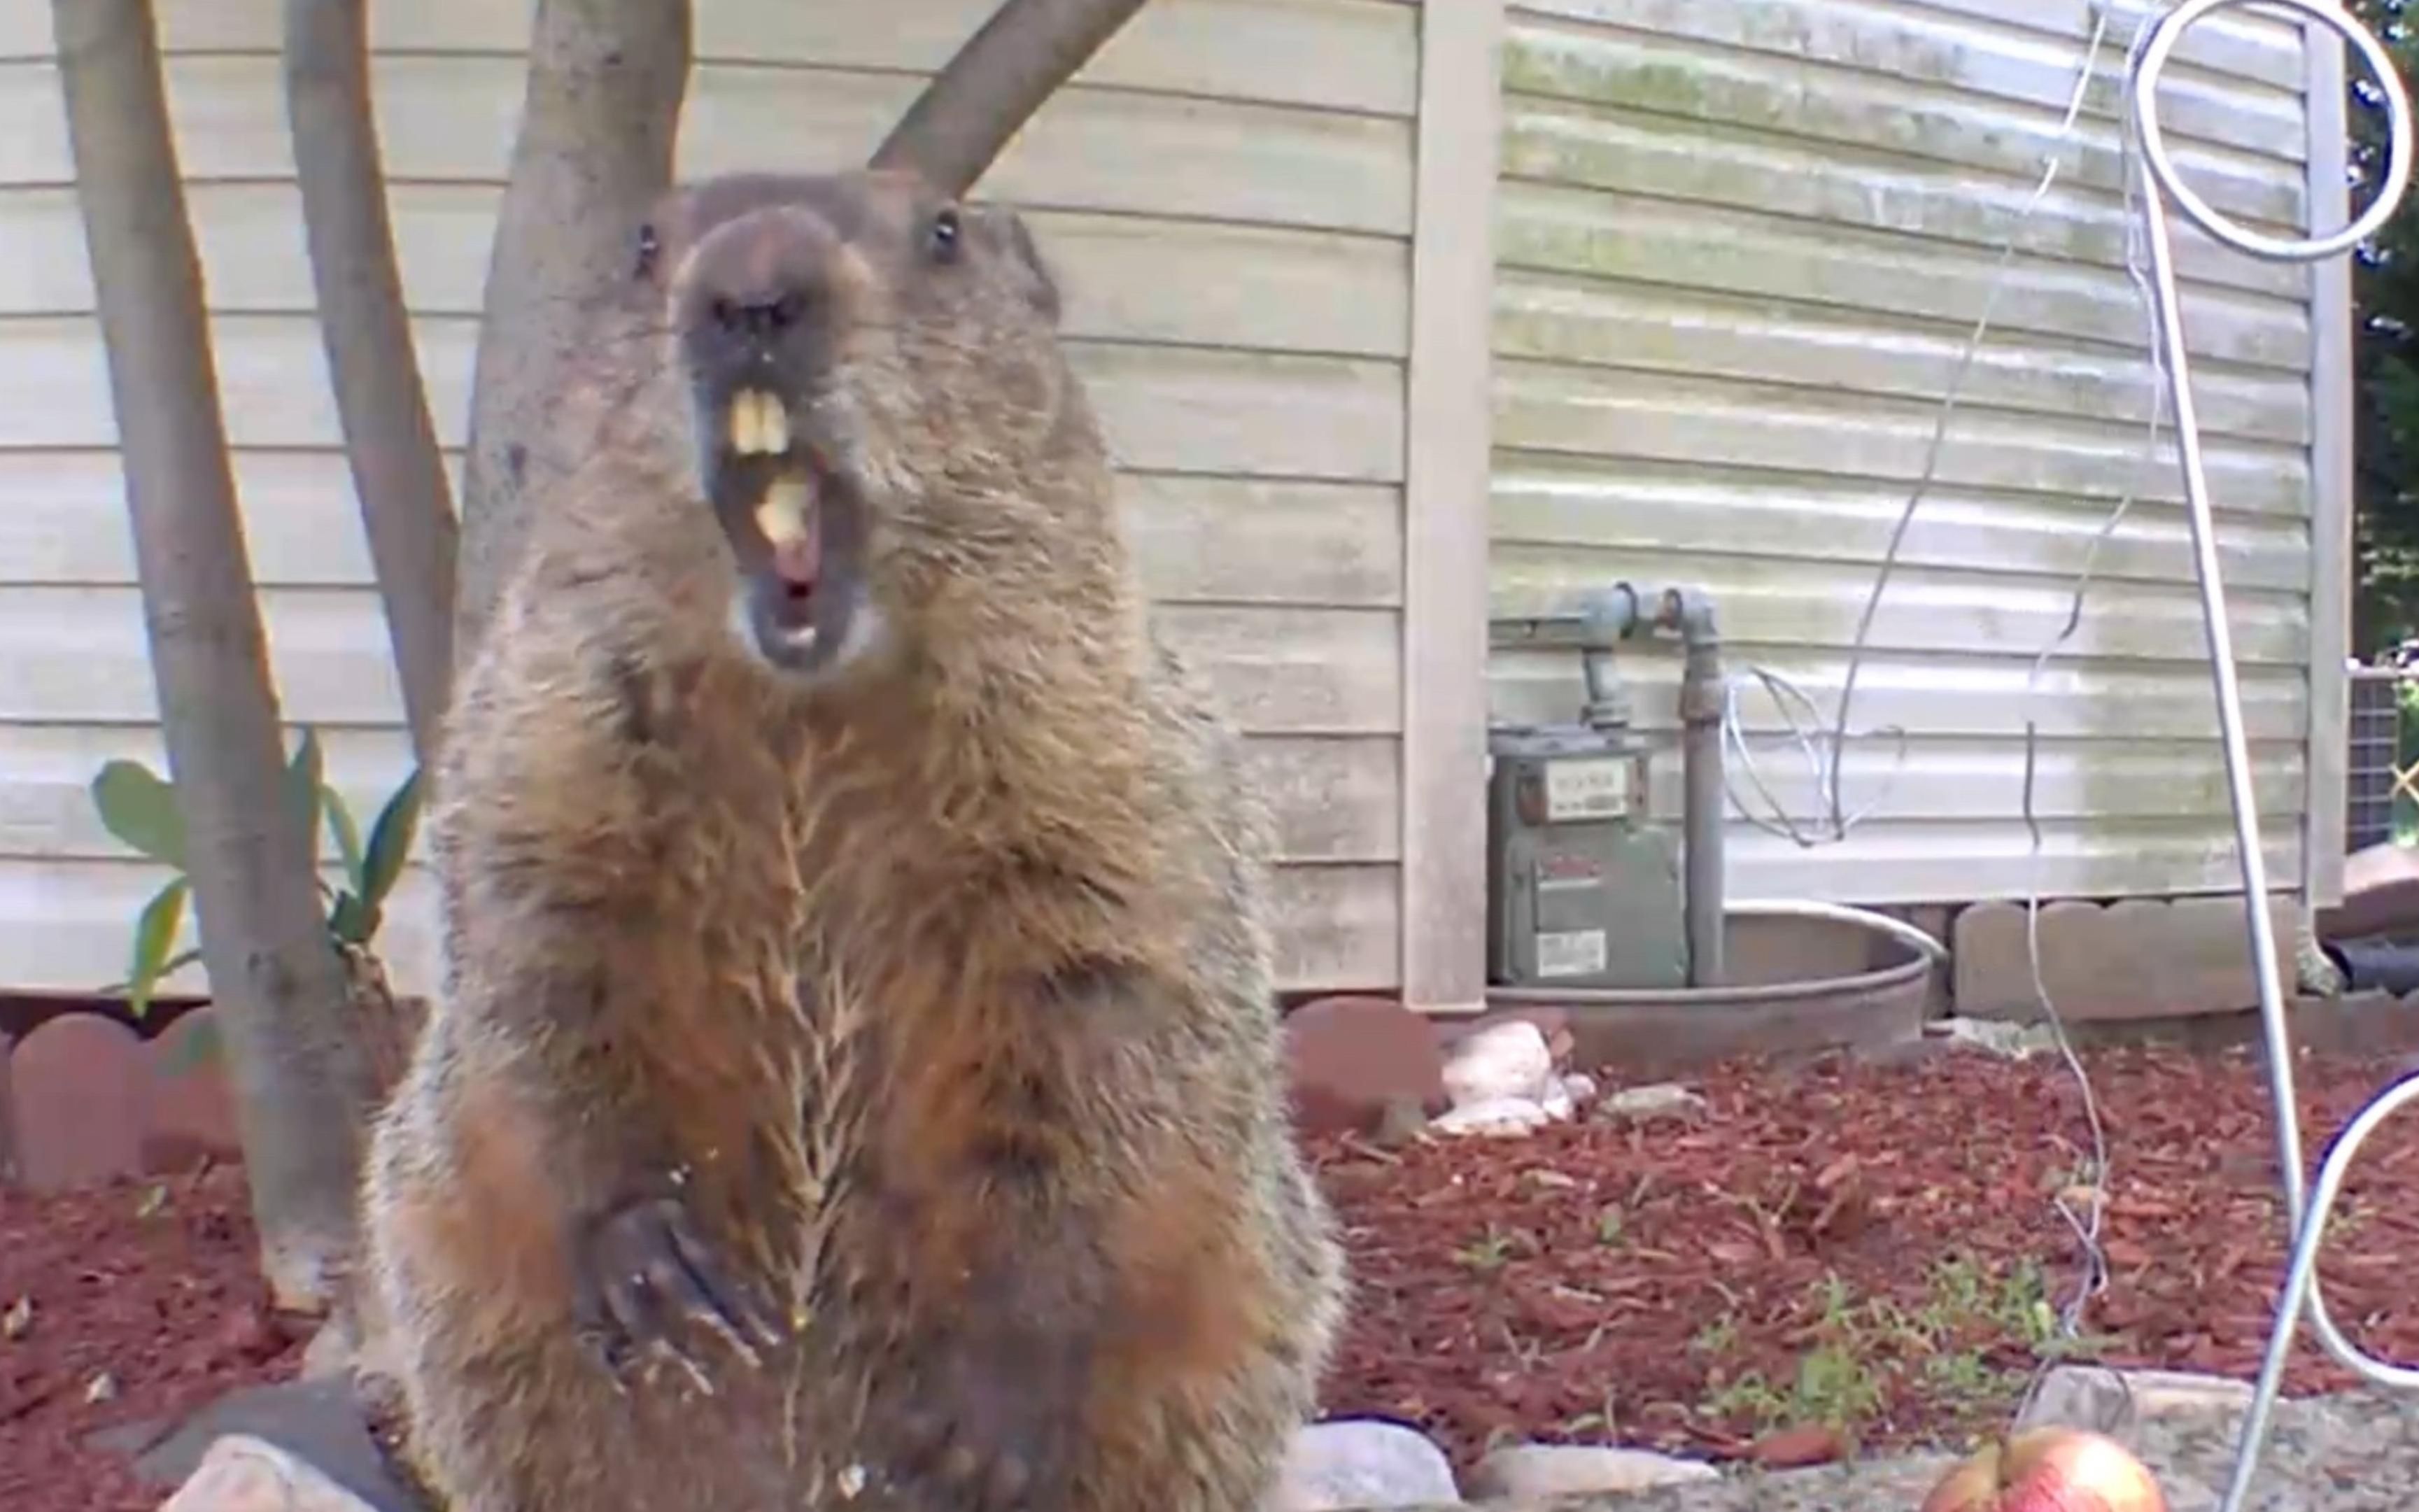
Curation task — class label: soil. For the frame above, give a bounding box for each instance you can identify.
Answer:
[8,1038,2419,1508]
[1,1161,305,1512]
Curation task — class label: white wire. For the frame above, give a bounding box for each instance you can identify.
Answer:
[1704,8,2130,1377]
[1716,10,2110,853]
[2022,6,2176,1356]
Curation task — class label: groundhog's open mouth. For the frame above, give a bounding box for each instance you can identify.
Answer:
[705,385,859,677]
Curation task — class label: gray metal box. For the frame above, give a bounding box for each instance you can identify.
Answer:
[1486,726,1689,991]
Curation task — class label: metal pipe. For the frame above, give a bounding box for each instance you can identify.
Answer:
[1578,583,1642,734]
[1578,581,1643,641]
[1663,586,1726,987]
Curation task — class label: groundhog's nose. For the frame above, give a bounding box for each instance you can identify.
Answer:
[709,288,807,343]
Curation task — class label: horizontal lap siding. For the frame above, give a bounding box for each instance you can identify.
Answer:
[0,0,1416,998]
[1487,0,2325,902]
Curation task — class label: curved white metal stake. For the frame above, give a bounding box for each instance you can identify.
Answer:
[2221,1072,2419,1509]
[2123,3,2419,1507]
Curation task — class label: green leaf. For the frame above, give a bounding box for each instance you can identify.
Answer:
[328,891,367,947]
[125,879,190,1019]
[161,1010,222,1076]
[361,768,425,915]
[283,728,326,862]
[323,782,367,897]
[90,760,186,868]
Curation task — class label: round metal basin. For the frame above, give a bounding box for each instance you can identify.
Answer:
[1484,905,1940,1076]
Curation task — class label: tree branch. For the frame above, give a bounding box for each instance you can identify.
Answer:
[52,0,373,1312]
[283,0,459,770]
[869,0,1151,197]
[451,0,692,665]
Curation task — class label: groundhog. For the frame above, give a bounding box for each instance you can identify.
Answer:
[358,166,1348,1512]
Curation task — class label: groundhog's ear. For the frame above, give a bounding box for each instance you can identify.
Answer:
[971,203,1062,327]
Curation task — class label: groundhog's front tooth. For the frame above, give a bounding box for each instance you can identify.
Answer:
[727,389,793,458]
[728,391,764,455]
[754,476,813,546]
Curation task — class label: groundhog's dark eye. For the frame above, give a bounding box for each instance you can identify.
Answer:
[633,222,660,280]
[929,206,962,264]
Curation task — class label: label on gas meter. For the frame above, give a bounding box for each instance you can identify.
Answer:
[1534,928,1609,979]
[1541,756,1629,821]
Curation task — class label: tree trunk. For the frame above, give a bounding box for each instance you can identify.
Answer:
[283,0,458,770]
[451,0,691,664]
[870,0,1152,197]
[52,0,374,1313]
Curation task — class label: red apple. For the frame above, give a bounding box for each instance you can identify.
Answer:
[1919,1427,2168,1512]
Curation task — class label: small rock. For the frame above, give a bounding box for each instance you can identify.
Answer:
[1537,1078,1575,1122]
[1430,1096,1556,1138]
[1264,1418,1460,1511]
[162,1434,378,1512]
[1595,1083,1710,1122]
[1926,1016,2061,1060]
[1285,998,1446,1137]
[131,1379,424,1512]
[1465,1443,1720,1499]
[84,1415,174,1460]
[2017,1364,2256,1435]
[1438,1008,1575,1068]
[1441,1020,1556,1108]
[1561,1072,1598,1104]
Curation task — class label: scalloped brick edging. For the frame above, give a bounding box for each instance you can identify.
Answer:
[2,1005,243,1192]
[1952,894,2301,1023]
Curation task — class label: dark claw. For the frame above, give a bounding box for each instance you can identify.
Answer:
[572,1195,786,1381]
[884,1328,1081,1512]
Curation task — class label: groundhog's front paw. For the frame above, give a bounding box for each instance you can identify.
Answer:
[884,1329,1086,1511]
[570,1195,786,1385]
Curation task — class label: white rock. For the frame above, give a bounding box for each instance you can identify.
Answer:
[1430,1096,1555,1138]
[1441,1021,1556,1108]
[1537,1079,1576,1122]
[1465,1443,1721,1500]
[2017,1364,2256,1435]
[160,1434,378,1512]
[1595,1083,1710,1122]
[1561,1072,1599,1104]
[1264,1419,1462,1510]
[1928,1016,2061,1061]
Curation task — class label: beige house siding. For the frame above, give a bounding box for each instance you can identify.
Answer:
[0,0,1418,1001]
[0,0,2367,1010]
[1483,0,2352,907]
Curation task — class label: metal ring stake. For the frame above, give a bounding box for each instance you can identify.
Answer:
[2122,2,2418,1506]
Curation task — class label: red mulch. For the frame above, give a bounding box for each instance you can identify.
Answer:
[8,1040,2419,1507]
[1,1162,306,1512]
[1309,1040,2419,1472]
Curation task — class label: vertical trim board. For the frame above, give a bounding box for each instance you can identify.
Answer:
[1399,0,1503,1012]
[2301,11,2352,907]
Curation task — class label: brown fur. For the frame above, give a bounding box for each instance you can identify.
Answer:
[359,167,1346,1512]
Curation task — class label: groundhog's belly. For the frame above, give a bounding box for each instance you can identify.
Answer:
[403,1319,849,1511]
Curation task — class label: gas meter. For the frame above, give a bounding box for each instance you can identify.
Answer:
[1486,609,1691,991]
